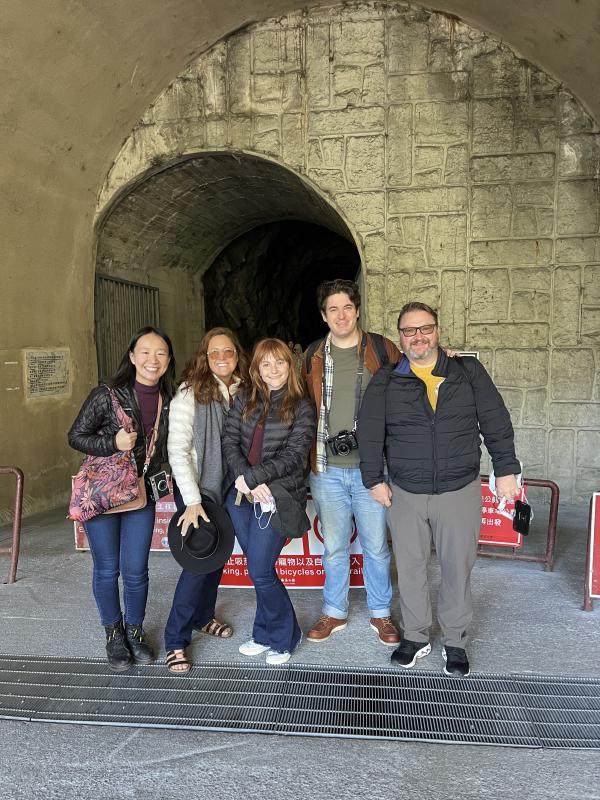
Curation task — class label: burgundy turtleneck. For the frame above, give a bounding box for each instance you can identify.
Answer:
[134,380,160,439]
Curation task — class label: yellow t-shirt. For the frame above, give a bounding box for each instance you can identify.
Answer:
[410,363,444,411]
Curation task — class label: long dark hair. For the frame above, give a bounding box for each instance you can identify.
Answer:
[181,326,249,404]
[110,325,177,399]
[243,338,304,424]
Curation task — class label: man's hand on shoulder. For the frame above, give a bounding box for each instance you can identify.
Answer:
[370,482,392,507]
[495,474,519,504]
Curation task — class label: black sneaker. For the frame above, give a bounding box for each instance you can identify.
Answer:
[442,645,470,677]
[391,639,431,668]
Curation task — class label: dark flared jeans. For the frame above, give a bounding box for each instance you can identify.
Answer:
[164,485,225,651]
[224,487,301,654]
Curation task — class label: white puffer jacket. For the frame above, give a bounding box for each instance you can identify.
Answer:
[167,377,240,506]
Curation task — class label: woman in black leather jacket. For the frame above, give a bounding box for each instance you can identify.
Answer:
[68,326,176,671]
[222,338,316,665]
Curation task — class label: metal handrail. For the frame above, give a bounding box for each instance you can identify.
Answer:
[0,466,24,584]
[478,476,560,572]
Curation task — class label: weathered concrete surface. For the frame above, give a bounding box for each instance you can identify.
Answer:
[1,503,600,799]
[2,0,600,517]
[95,3,600,503]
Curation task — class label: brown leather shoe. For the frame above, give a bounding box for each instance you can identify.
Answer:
[370,617,401,646]
[306,614,347,642]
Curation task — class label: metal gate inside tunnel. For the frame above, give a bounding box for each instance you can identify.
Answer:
[94,152,363,367]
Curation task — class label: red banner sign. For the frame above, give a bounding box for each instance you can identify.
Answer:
[478,481,526,548]
[220,499,364,588]
[74,495,364,589]
[74,481,528,583]
[589,493,600,599]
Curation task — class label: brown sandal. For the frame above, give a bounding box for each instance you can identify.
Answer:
[166,649,192,674]
[199,619,233,638]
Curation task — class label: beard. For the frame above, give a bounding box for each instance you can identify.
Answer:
[406,343,437,363]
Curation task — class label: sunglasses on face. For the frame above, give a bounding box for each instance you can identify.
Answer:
[207,348,236,360]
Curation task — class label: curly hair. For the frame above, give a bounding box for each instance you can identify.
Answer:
[180,327,249,405]
[243,338,304,425]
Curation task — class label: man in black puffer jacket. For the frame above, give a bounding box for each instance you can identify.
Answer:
[358,302,520,677]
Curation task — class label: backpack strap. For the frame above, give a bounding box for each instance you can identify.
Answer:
[304,337,324,375]
[369,332,389,368]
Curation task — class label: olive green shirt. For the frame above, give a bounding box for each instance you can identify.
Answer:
[327,343,373,467]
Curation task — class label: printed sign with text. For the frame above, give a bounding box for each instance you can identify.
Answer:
[479,481,526,548]
[75,495,364,589]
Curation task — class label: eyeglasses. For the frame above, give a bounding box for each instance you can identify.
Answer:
[207,348,236,360]
[398,324,437,337]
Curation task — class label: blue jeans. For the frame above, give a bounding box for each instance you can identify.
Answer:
[83,501,156,627]
[225,487,301,654]
[164,485,224,651]
[310,467,392,619]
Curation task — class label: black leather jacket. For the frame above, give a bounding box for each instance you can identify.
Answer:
[222,387,316,504]
[68,384,170,477]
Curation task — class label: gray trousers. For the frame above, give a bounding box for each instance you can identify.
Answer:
[387,479,482,649]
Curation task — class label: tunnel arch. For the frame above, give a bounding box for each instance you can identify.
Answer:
[92,1,600,502]
[94,149,364,362]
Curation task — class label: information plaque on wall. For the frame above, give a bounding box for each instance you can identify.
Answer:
[24,348,70,398]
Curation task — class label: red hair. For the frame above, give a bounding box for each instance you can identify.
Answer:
[243,338,304,424]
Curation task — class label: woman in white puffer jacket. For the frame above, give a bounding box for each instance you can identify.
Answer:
[163,326,249,674]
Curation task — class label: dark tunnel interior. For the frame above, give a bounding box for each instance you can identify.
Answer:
[203,221,360,350]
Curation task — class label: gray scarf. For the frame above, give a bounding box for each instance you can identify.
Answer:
[192,376,240,504]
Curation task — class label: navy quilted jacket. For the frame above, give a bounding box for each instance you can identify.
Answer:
[358,352,519,494]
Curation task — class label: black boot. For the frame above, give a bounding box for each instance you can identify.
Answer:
[125,622,155,664]
[104,620,133,672]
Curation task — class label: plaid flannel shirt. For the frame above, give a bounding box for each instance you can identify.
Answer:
[315,333,335,473]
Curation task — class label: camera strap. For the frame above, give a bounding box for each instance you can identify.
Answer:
[324,333,366,435]
[142,395,163,476]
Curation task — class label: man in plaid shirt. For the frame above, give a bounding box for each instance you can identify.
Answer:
[301,279,401,647]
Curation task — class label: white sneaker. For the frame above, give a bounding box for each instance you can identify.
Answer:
[239,638,270,656]
[265,648,291,665]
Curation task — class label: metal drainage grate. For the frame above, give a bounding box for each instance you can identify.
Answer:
[0,655,599,749]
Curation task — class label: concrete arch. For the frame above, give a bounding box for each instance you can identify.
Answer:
[2,0,600,517]
[95,149,364,362]
[95,149,360,257]
[94,1,600,505]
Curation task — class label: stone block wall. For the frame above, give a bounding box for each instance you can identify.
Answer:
[98,2,600,502]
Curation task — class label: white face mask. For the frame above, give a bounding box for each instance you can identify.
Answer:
[254,498,277,529]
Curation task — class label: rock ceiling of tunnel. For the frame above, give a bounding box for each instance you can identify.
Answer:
[97,153,351,272]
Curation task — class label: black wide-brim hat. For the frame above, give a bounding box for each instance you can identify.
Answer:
[168,498,235,575]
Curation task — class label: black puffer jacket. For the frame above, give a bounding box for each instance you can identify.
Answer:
[68,385,170,477]
[358,352,519,494]
[222,387,316,504]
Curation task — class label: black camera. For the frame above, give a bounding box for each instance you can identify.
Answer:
[327,429,358,457]
[148,470,171,501]
[512,500,531,535]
